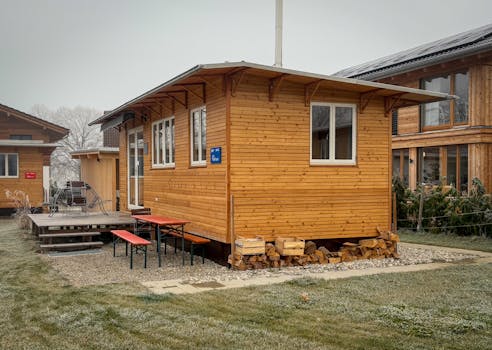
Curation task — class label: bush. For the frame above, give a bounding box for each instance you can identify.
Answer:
[393,177,492,237]
[5,189,32,230]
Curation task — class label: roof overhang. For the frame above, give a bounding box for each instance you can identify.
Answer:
[71,147,119,159]
[90,61,454,128]
[0,140,60,147]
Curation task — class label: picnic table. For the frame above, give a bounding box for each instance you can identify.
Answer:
[132,214,190,267]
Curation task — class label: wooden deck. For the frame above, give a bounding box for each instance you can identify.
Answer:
[28,213,135,231]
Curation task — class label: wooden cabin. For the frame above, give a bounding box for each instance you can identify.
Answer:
[335,23,492,193]
[90,62,449,244]
[71,129,120,211]
[0,103,68,212]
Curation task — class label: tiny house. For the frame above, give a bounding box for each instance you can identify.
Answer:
[0,103,68,212]
[90,62,450,244]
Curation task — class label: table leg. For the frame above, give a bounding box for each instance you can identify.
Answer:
[157,225,162,267]
[181,225,185,265]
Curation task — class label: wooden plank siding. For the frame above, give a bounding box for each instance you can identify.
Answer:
[119,85,229,242]
[229,74,390,241]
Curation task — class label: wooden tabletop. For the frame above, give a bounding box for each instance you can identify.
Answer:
[132,214,190,226]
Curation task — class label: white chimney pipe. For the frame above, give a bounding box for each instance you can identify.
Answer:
[274,0,283,67]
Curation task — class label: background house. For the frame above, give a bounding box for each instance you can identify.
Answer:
[0,103,68,213]
[70,128,120,212]
[90,62,449,244]
[335,23,492,193]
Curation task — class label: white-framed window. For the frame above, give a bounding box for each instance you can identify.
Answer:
[0,153,19,178]
[152,116,175,168]
[190,106,206,166]
[310,102,357,165]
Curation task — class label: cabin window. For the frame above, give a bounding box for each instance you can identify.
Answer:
[421,71,469,129]
[152,117,175,168]
[446,145,468,192]
[310,102,356,165]
[0,153,18,178]
[190,106,206,166]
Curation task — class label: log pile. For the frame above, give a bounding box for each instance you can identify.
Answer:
[228,232,400,270]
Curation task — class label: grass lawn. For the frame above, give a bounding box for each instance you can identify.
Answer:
[399,230,492,253]
[1,220,491,349]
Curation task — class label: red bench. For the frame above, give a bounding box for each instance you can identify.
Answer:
[163,231,211,265]
[111,230,151,269]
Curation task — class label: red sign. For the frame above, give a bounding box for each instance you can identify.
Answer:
[25,172,36,179]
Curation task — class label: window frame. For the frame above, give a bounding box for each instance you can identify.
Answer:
[420,70,469,131]
[151,116,175,169]
[310,102,357,165]
[0,153,19,178]
[190,106,207,167]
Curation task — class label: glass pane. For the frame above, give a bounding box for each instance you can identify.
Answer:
[419,147,440,185]
[311,105,330,159]
[402,149,409,187]
[201,109,207,161]
[129,134,135,177]
[459,145,468,193]
[158,123,163,164]
[454,72,469,123]
[447,146,457,187]
[164,120,170,164]
[7,154,17,176]
[335,107,353,160]
[137,131,144,177]
[171,118,175,163]
[422,75,451,127]
[153,125,158,165]
[193,111,200,162]
[392,150,400,178]
[0,154,5,176]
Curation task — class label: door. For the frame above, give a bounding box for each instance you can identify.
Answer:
[128,127,144,208]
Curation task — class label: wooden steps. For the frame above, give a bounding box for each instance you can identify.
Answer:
[40,241,103,250]
[39,232,101,238]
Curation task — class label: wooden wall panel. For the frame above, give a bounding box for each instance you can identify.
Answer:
[119,86,229,242]
[469,143,492,192]
[79,156,117,211]
[0,112,52,142]
[0,147,45,208]
[230,74,391,240]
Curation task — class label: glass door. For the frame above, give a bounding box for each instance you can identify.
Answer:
[128,127,144,208]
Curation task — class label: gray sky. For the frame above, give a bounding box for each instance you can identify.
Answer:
[1,0,491,113]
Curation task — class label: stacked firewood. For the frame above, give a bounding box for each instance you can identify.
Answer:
[228,232,400,270]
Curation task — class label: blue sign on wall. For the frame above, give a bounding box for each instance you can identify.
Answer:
[211,147,222,164]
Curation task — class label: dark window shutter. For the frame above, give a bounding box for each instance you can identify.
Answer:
[392,110,398,135]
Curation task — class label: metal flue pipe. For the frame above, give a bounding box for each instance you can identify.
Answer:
[274,0,283,67]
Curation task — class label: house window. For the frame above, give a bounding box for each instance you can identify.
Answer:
[311,102,356,164]
[152,117,175,167]
[392,149,409,186]
[392,110,398,136]
[446,145,468,192]
[419,147,440,185]
[10,135,32,140]
[191,106,206,166]
[0,153,19,178]
[421,71,469,129]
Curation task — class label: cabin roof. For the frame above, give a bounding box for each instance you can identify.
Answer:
[0,103,69,138]
[90,61,454,128]
[70,147,119,158]
[334,23,492,80]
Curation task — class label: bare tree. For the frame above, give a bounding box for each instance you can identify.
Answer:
[31,105,103,186]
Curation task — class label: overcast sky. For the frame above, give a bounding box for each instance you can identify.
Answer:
[1,0,491,114]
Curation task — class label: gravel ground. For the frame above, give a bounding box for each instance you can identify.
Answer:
[40,242,480,287]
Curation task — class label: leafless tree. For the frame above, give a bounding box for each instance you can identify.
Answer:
[31,105,103,186]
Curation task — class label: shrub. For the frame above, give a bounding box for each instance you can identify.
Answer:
[5,189,32,230]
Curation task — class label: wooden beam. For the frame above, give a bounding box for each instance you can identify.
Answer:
[162,91,188,109]
[269,74,289,102]
[384,93,405,116]
[141,104,160,117]
[359,89,381,112]
[195,75,225,96]
[177,83,206,103]
[229,69,248,97]
[304,79,322,106]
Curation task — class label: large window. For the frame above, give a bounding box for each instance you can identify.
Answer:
[421,71,469,129]
[311,102,356,164]
[152,117,175,167]
[418,145,468,192]
[191,106,206,166]
[0,153,18,178]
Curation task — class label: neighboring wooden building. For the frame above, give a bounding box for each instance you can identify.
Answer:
[335,23,492,192]
[0,103,68,211]
[90,62,449,244]
[71,129,120,211]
